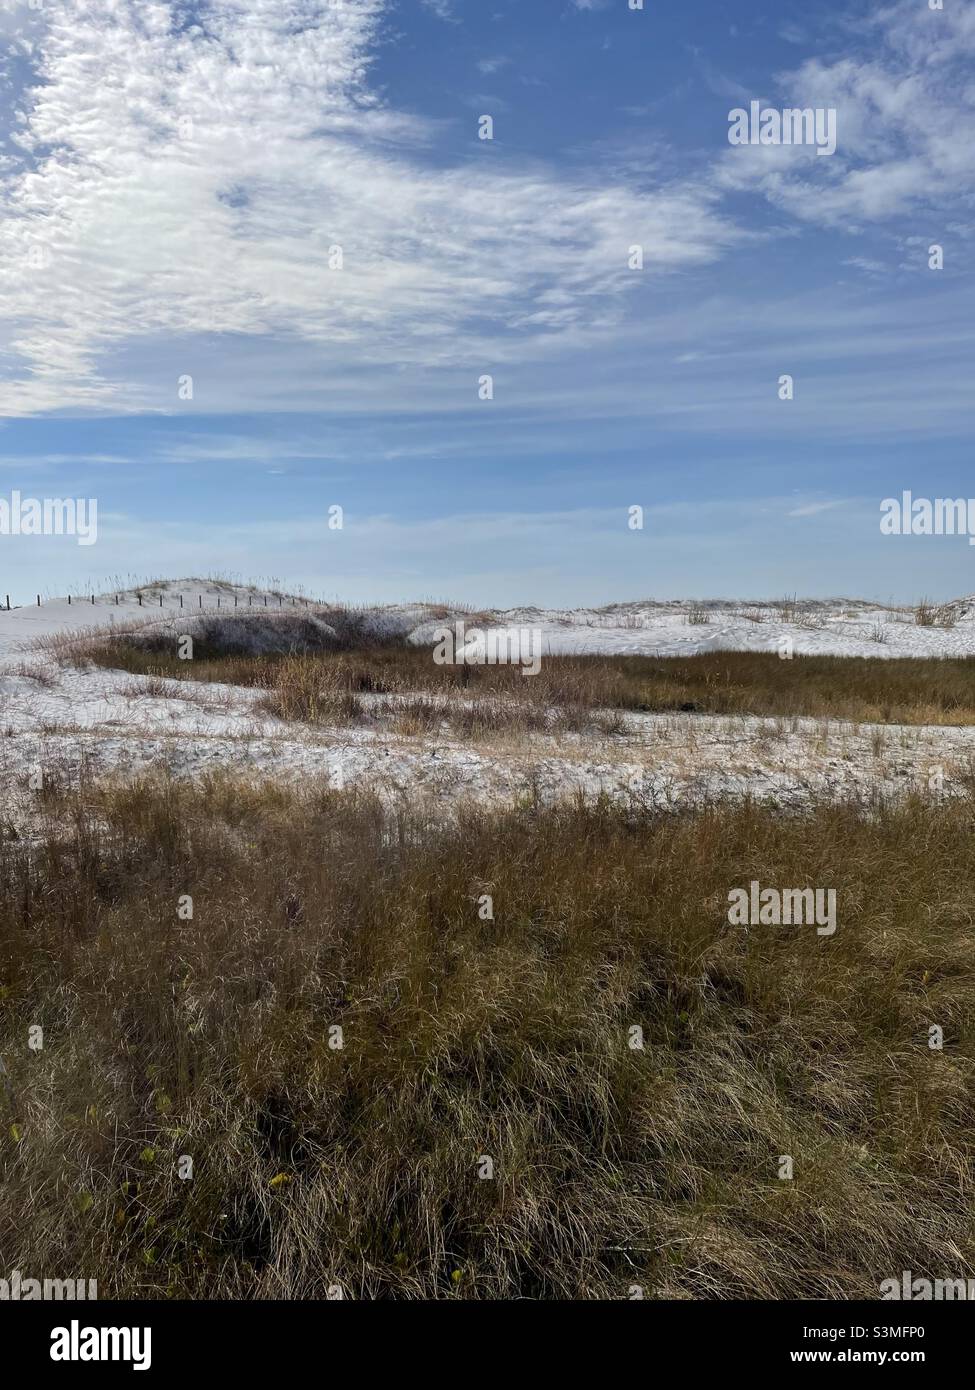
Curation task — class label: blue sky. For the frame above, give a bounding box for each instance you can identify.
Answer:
[0,0,973,605]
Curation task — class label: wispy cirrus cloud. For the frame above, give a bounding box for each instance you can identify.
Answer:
[0,0,740,416]
[420,0,456,21]
[787,499,844,518]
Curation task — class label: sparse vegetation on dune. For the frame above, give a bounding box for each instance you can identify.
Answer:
[1,774,973,1299]
[66,620,975,728]
[915,599,958,629]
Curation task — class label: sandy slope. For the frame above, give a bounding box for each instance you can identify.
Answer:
[0,578,314,663]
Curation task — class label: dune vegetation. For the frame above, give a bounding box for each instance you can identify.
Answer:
[66,614,975,729]
[1,772,973,1299]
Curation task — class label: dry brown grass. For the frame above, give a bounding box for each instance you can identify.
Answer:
[9,661,57,688]
[1,773,973,1299]
[915,600,957,629]
[72,627,975,728]
[260,671,626,741]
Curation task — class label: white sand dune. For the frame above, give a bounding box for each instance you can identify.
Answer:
[3,580,975,664]
[1,580,973,823]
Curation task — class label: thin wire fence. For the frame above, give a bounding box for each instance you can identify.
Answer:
[4,592,318,613]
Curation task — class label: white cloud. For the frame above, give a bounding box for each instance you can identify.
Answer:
[0,0,739,415]
[842,256,887,275]
[716,0,975,229]
[787,499,844,518]
[420,0,456,19]
[0,0,43,37]
[778,23,806,46]
[477,55,509,75]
